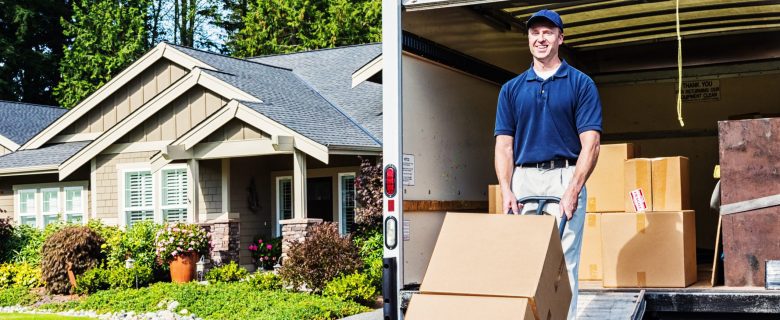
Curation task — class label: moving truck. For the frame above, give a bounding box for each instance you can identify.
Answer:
[378,0,780,319]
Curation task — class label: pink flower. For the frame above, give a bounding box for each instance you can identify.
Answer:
[266,244,272,250]
[263,256,268,261]
[258,239,263,244]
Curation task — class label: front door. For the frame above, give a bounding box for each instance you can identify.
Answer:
[307,177,333,222]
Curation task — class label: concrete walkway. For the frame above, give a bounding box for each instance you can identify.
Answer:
[341,308,382,320]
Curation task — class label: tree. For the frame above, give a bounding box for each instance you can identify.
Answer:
[147,0,222,50]
[0,0,70,105]
[54,0,149,108]
[227,0,381,57]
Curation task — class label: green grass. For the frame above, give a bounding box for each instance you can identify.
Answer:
[41,282,370,320]
[0,313,91,319]
[0,287,37,307]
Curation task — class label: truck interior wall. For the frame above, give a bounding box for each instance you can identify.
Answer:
[598,72,780,250]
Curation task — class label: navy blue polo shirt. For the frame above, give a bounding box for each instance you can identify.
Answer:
[494,60,602,165]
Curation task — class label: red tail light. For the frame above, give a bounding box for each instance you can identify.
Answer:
[384,165,397,197]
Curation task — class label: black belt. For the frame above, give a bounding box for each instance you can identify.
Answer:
[520,158,577,169]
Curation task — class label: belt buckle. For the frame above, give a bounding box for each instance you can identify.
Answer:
[549,160,555,169]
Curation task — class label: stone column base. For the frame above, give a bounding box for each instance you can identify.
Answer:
[199,219,240,270]
[280,218,323,263]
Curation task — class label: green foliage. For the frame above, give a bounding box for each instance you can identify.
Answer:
[246,271,283,291]
[155,223,209,264]
[74,266,109,294]
[41,226,105,294]
[75,264,154,295]
[11,222,67,266]
[248,236,281,270]
[323,272,377,306]
[355,156,383,233]
[0,263,42,289]
[0,287,38,307]
[44,282,369,319]
[279,222,362,293]
[0,218,16,262]
[205,261,249,283]
[106,221,160,269]
[228,0,381,57]
[54,0,149,108]
[353,229,383,290]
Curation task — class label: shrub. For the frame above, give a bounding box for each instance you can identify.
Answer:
[0,218,14,262]
[86,219,122,258]
[246,271,283,291]
[323,272,378,305]
[155,223,209,264]
[206,261,249,283]
[0,286,38,307]
[41,226,105,294]
[106,221,161,270]
[248,236,281,270]
[75,265,154,294]
[0,263,43,289]
[279,222,362,292]
[75,266,109,294]
[355,156,383,233]
[354,229,383,290]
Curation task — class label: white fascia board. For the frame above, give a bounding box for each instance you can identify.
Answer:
[178,100,240,150]
[402,0,506,11]
[161,45,217,71]
[196,72,261,104]
[49,132,103,143]
[21,45,166,150]
[58,70,201,181]
[0,135,20,152]
[352,55,383,88]
[0,165,58,177]
[235,103,329,164]
[193,140,288,160]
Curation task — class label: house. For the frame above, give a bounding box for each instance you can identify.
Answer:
[0,42,382,268]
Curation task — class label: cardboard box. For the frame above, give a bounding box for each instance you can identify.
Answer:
[421,213,571,320]
[651,157,690,211]
[405,294,534,320]
[578,212,603,281]
[624,159,653,212]
[488,184,504,214]
[600,211,697,288]
[586,143,636,212]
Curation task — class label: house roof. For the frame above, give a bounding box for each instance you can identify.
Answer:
[168,44,381,148]
[249,44,383,142]
[0,100,67,146]
[0,141,90,171]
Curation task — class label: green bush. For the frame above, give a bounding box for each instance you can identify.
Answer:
[75,264,154,294]
[206,261,249,283]
[43,282,369,319]
[323,272,377,305]
[9,222,69,266]
[0,286,38,307]
[0,263,43,289]
[75,266,110,294]
[279,222,363,293]
[86,220,122,258]
[41,226,105,294]
[246,271,283,291]
[353,229,382,290]
[0,218,14,262]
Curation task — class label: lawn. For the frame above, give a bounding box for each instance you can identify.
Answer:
[0,313,91,319]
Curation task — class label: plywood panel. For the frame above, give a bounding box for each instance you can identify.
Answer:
[225,119,243,141]
[129,78,144,112]
[156,62,171,93]
[243,124,264,139]
[159,104,176,140]
[205,92,222,115]
[103,99,117,129]
[174,94,191,137]
[142,67,157,104]
[171,63,186,81]
[190,89,207,126]
[115,86,131,120]
[144,113,162,141]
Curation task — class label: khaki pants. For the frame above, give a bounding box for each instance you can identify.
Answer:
[512,165,586,320]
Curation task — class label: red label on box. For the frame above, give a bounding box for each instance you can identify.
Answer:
[630,188,648,212]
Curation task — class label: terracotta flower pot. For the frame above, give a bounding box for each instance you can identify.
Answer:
[169,252,199,283]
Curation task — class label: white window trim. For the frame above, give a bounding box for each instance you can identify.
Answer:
[64,186,86,223]
[117,162,191,227]
[159,165,189,223]
[275,176,292,237]
[12,181,89,228]
[338,172,357,235]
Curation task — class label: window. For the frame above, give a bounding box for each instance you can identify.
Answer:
[276,177,292,236]
[124,170,153,226]
[161,168,188,222]
[13,183,87,228]
[18,189,36,227]
[64,187,84,224]
[339,173,356,234]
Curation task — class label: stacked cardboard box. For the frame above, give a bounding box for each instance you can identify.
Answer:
[406,213,571,320]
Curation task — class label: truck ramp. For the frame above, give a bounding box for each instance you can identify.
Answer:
[577,290,645,320]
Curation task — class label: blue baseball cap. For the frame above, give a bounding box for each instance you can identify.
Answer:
[526,9,564,32]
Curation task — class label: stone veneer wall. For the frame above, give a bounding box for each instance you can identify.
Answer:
[199,220,239,269]
[279,218,323,262]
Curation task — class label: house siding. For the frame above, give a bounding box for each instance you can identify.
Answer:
[94,151,155,224]
[0,173,91,222]
[60,59,187,136]
[0,146,9,156]
[119,86,228,143]
[204,119,269,142]
[198,159,222,221]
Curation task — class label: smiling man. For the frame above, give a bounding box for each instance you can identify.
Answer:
[494,9,602,319]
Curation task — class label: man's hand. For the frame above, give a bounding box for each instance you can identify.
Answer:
[560,187,579,220]
[502,187,522,214]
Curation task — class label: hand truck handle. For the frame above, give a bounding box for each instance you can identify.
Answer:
[514,196,567,239]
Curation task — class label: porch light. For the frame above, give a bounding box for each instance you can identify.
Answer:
[125,258,135,269]
[385,216,398,250]
[196,256,205,282]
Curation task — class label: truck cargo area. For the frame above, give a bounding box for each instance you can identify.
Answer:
[380,0,780,318]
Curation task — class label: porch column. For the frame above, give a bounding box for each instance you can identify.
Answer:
[187,159,200,223]
[221,158,232,218]
[293,149,307,219]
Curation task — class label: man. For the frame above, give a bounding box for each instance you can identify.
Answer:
[494,9,602,319]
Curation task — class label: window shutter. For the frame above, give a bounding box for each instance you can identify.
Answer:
[162,168,188,223]
[125,171,153,226]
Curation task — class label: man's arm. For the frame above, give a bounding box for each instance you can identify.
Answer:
[495,135,519,214]
[560,130,601,219]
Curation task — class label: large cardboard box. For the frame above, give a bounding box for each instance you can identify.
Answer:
[600,211,697,288]
[421,213,571,320]
[578,212,603,281]
[651,157,690,211]
[586,143,636,212]
[406,294,534,320]
[624,159,653,212]
[488,184,503,214]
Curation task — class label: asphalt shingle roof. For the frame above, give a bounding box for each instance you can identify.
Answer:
[0,141,90,169]
[250,44,383,142]
[168,44,381,148]
[0,100,67,145]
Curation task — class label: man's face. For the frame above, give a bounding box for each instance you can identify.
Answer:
[527,21,564,61]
